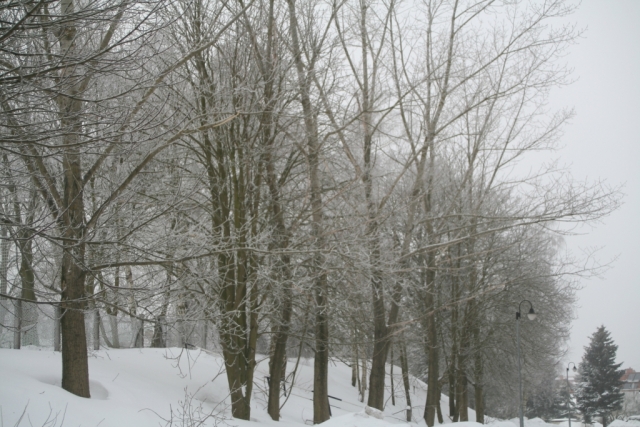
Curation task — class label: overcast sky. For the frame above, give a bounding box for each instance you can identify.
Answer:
[544,1,640,371]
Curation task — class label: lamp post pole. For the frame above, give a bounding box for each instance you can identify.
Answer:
[516,300,536,427]
[517,314,523,427]
[566,362,577,427]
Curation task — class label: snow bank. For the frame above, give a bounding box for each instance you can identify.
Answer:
[0,347,435,427]
[319,411,410,427]
[611,421,640,427]
[0,347,231,427]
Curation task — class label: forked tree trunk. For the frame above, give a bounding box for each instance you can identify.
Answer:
[286,0,330,422]
[357,3,394,410]
[261,0,295,410]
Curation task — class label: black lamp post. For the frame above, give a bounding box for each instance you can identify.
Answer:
[566,362,577,427]
[516,300,537,427]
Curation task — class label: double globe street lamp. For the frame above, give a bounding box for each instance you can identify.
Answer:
[516,300,537,427]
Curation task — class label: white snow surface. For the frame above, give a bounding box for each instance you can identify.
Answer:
[1,347,638,427]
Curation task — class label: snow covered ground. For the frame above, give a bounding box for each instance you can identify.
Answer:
[1,347,639,427]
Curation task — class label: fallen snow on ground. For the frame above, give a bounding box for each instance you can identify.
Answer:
[611,421,640,427]
[0,347,428,427]
[1,347,638,427]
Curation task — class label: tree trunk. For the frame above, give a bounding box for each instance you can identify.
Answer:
[267,272,292,420]
[359,2,388,410]
[18,274,37,347]
[474,381,485,424]
[456,367,469,421]
[456,305,470,422]
[286,0,329,422]
[105,268,120,348]
[400,335,412,422]
[449,358,457,421]
[263,10,295,411]
[355,339,362,393]
[0,225,8,335]
[54,305,61,351]
[352,340,358,387]
[58,0,90,397]
[361,354,368,402]
[59,158,90,396]
[13,299,21,349]
[436,381,444,424]
[14,187,38,347]
[125,266,143,348]
[424,252,439,427]
[93,308,100,351]
[474,317,485,423]
[390,343,395,406]
[152,315,165,348]
[109,314,120,349]
[152,268,172,348]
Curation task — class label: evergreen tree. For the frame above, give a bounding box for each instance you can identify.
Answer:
[575,326,624,427]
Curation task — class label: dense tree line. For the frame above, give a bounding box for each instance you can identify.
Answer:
[0,0,619,424]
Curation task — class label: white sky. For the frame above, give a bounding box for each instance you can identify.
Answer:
[546,1,640,371]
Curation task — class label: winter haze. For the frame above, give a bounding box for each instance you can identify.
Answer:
[546,1,640,370]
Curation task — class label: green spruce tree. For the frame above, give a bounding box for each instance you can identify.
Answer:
[575,326,624,427]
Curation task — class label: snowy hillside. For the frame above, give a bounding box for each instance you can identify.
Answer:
[0,348,440,427]
[1,347,638,427]
[2,346,425,426]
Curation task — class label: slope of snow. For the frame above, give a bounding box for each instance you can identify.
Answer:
[1,347,637,427]
[0,347,429,427]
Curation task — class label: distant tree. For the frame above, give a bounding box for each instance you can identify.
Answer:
[576,326,624,427]
[558,383,576,421]
[526,378,574,421]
